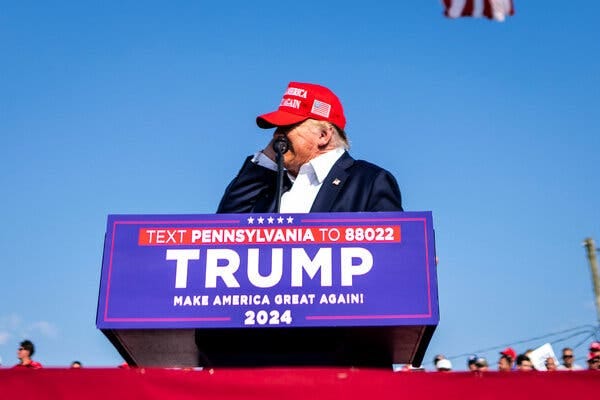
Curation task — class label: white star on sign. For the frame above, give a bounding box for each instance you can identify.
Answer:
[257,217,265,224]
[247,217,254,224]
[267,217,274,224]
[277,216,284,224]
[286,216,294,224]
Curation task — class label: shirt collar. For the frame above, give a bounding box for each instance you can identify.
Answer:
[308,147,346,184]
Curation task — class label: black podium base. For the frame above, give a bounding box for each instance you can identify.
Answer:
[103,325,436,368]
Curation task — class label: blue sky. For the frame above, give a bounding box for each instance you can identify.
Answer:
[1,1,599,369]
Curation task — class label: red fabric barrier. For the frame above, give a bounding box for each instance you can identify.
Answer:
[2,368,598,400]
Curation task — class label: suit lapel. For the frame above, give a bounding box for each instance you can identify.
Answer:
[255,174,293,213]
[310,152,354,212]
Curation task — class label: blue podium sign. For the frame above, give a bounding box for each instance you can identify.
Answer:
[96,212,438,331]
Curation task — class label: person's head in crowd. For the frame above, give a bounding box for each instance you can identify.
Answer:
[475,357,489,372]
[467,355,478,371]
[436,358,452,372]
[433,354,445,367]
[70,361,82,369]
[498,355,512,371]
[522,349,536,370]
[17,340,35,363]
[14,339,42,369]
[544,356,558,371]
[516,354,534,371]
[590,342,600,357]
[498,347,516,371]
[587,353,600,370]
[561,347,576,368]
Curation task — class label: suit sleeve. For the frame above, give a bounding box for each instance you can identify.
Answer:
[217,156,277,213]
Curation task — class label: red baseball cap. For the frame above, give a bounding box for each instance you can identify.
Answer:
[256,82,346,130]
[500,347,517,361]
[590,342,600,351]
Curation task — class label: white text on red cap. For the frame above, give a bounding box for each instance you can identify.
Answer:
[280,98,301,109]
[285,87,307,98]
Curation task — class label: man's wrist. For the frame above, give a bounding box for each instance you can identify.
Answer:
[252,151,277,170]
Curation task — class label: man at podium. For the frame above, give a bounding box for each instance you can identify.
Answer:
[217,81,403,214]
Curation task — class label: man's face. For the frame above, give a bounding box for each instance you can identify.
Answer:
[498,357,511,371]
[545,357,557,371]
[17,346,29,360]
[588,358,600,370]
[517,359,533,371]
[274,120,325,176]
[562,351,574,367]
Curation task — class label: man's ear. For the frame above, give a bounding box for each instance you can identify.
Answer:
[317,124,334,147]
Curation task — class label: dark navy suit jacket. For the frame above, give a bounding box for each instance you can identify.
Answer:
[217,152,403,213]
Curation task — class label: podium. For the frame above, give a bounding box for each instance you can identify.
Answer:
[96,212,438,367]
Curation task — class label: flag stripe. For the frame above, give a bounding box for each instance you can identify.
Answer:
[483,0,493,19]
[473,0,484,18]
[463,0,474,17]
[442,0,514,21]
[446,0,466,18]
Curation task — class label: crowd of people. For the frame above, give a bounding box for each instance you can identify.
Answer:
[3,339,81,370]
[427,342,600,372]
[3,338,600,371]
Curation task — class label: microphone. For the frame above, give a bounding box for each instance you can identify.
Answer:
[272,136,289,155]
[273,135,288,213]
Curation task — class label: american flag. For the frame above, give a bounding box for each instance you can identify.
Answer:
[442,0,514,22]
[311,100,332,118]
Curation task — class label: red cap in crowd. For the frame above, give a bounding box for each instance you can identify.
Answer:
[590,342,600,352]
[257,82,346,130]
[500,347,517,361]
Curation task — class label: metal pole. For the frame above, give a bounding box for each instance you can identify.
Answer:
[583,238,600,324]
[275,151,284,213]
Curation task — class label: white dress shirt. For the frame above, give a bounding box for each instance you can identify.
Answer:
[252,147,346,213]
